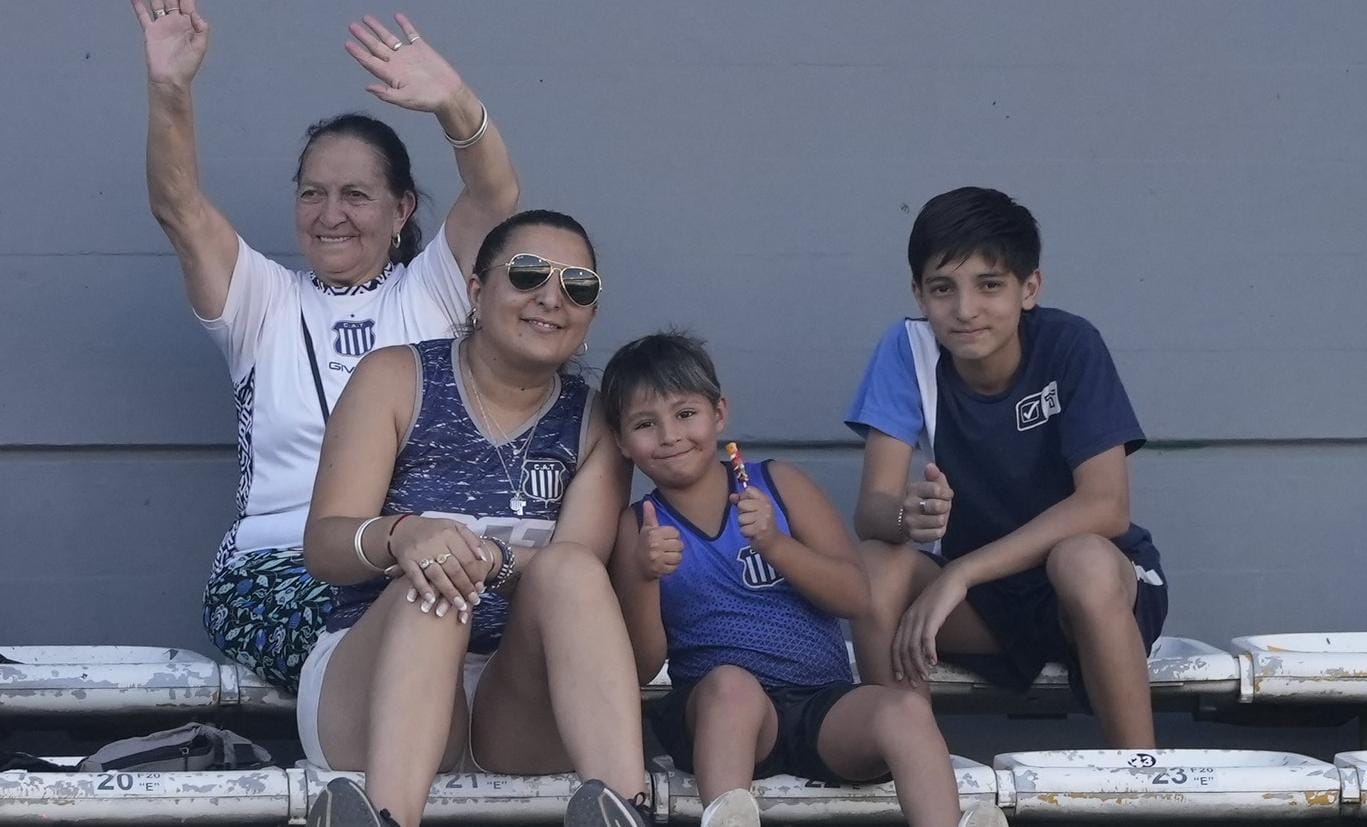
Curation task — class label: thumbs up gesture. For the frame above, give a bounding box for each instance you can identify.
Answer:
[638,500,684,579]
[900,462,954,543]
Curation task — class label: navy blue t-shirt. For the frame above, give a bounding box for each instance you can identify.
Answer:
[846,307,1158,569]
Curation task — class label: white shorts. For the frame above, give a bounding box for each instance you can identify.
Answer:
[297,626,492,770]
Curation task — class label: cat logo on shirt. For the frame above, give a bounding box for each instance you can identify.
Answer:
[737,545,784,589]
[332,319,376,357]
[1015,380,1061,432]
[521,457,568,503]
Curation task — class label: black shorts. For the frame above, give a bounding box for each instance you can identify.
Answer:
[922,540,1168,711]
[648,675,883,785]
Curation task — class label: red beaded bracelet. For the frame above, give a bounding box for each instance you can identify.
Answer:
[386,513,415,560]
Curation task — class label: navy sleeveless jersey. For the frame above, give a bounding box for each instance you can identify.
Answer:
[327,338,593,653]
[641,460,852,689]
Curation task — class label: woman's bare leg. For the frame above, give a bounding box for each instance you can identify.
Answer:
[314,580,471,826]
[471,544,646,799]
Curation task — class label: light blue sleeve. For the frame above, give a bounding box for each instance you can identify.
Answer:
[844,320,925,447]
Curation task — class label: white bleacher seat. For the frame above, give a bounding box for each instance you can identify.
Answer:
[657,755,995,823]
[0,646,220,716]
[219,663,296,712]
[0,762,295,824]
[1336,751,1365,820]
[1231,632,1367,703]
[3,637,1244,720]
[926,636,1239,713]
[643,663,672,701]
[301,767,657,824]
[994,748,1342,820]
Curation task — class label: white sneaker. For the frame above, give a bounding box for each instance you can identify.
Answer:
[958,802,1009,827]
[701,788,760,827]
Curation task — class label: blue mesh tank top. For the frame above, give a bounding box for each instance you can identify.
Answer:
[327,338,593,653]
[641,460,852,689]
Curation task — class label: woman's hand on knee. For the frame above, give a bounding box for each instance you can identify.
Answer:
[390,517,495,621]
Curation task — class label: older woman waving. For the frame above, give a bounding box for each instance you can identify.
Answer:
[133,0,519,691]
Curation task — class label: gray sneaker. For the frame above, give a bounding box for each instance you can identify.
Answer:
[700,788,760,827]
[564,778,650,826]
[306,777,401,827]
[958,802,1009,827]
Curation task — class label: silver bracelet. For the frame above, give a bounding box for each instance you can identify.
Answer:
[443,102,489,150]
[482,534,518,596]
[353,516,387,574]
[895,503,910,543]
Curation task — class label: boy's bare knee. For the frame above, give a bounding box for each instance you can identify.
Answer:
[873,686,934,727]
[694,665,766,709]
[1047,535,1132,612]
[859,541,939,613]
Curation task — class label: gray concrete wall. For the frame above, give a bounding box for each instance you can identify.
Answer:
[2,2,1363,653]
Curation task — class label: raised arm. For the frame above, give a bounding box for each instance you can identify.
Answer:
[133,0,240,319]
[345,14,519,276]
[854,429,953,546]
[853,429,915,542]
[608,505,673,683]
[740,461,869,618]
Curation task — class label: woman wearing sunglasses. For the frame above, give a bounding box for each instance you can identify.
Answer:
[134,0,520,695]
[299,210,650,827]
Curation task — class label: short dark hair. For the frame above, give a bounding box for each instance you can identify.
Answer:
[295,113,425,265]
[473,209,597,280]
[600,331,722,433]
[907,187,1040,284]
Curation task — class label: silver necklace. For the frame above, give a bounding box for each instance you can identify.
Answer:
[463,347,553,516]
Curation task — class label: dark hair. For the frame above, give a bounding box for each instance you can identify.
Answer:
[294,113,424,265]
[600,331,722,434]
[472,209,597,280]
[907,187,1040,284]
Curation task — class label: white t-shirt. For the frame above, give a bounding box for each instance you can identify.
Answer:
[199,228,469,566]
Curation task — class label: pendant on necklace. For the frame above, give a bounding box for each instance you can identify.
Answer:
[510,493,527,516]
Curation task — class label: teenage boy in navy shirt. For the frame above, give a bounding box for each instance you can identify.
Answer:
[846,187,1167,747]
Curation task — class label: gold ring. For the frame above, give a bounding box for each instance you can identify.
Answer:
[391,40,403,51]
[435,553,451,565]
[417,558,433,570]
[408,34,422,44]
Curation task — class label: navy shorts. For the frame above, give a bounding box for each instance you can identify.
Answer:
[648,675,886,785]
[924,538,1168,711]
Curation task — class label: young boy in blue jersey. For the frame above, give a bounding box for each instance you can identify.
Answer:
[602,333,1006,827]
[846,187,1168,748]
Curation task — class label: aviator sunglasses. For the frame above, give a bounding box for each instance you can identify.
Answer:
[482,253,602,307]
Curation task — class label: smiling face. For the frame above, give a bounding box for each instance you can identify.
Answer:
[913,252,1042,393]
[294,135,414,286]
[617,390,728,491]
[468,224,598,372]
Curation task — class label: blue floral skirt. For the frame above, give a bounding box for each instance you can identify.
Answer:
[202,548,335,693]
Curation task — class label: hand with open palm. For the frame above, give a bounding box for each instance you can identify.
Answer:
[345,14,474,119]
[132,0,210,89]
